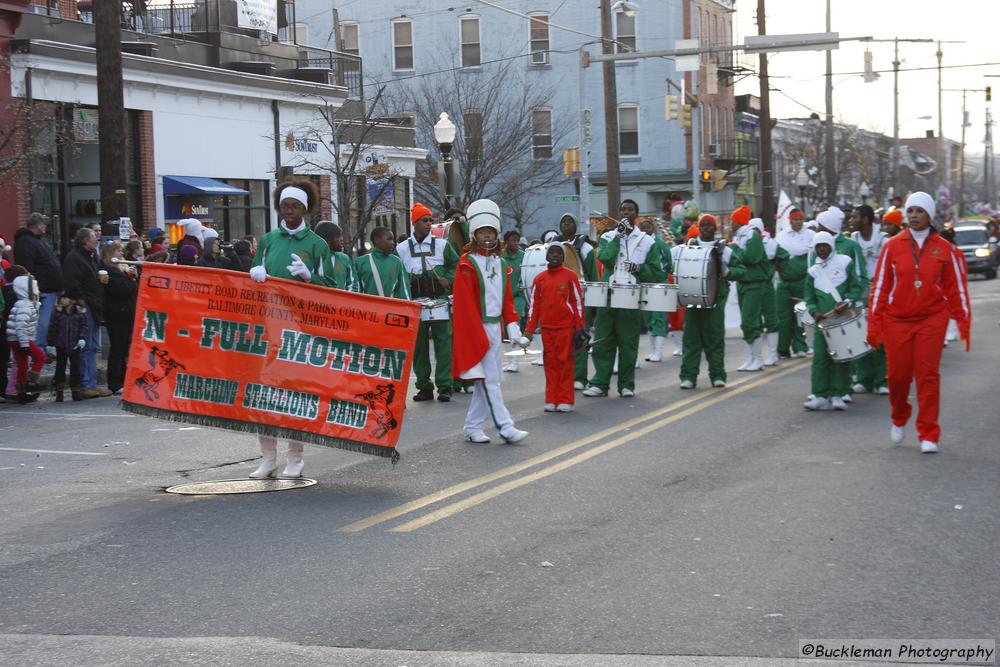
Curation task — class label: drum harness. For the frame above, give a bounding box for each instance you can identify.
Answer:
[407,235,446,299]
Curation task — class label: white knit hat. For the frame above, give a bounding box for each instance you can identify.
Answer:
[904,191,935,219]
[177,218,204,245]
[748,218,765,234]
[201,227,219,241]
[812,230,835,249]
[816,206,845,234]
[466,199,501,236]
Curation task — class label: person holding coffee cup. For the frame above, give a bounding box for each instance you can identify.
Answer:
[61,227,111,398]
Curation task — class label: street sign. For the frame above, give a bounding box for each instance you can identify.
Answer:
[743,32,839,54]
[555,195,581,203]
[675,39,699,72]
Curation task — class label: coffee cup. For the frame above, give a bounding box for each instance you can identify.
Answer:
[98,269,109,284]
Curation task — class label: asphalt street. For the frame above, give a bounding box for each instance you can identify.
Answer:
[1,276,998,666]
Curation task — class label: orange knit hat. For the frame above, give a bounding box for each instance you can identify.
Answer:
[882,208,903,227]
[411,203,433,223]
[731,205,751,226]
[686,223,701,240]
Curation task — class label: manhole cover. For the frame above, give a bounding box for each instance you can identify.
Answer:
[165,478,317,495]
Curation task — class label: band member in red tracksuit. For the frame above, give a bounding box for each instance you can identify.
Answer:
[525,244,585,413]
[867,192,971,454]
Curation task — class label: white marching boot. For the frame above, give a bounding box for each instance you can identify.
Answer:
[531,337,544,366]
[737,340,754,371]
[744,338,765,372]
[282,441,305,478]
[645,336,665,362]
[763,332,779,366]
[503,344,519,373]
[669,331,683,356]
[249,436,279,479]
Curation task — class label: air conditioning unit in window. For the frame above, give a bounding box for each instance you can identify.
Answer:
[708,143,721,157]
[530,51,549,65]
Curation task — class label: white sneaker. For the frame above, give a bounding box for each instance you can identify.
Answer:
[503,359,519,373]
[532,354,544,366]
[465,431,490,443]
[890,425,905,444]
[679,380,694,389]
[803,396,831,411]
[500,427,528,443]
[582,386,608,397]
[620,388,635,398]
[574,380,585,390]
[876,385,890,395]
[851,383,867,393]
[920,440,938,453]
[831,396,847,410]
[712,379,726,388]
[792,350,809,358]
[556,404,574,412]
[544,403,556,412]
[840,394,853,403]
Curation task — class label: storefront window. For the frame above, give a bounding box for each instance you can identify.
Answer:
[212,178,271,241]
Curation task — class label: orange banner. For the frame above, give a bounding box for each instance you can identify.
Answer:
[120,263,420,461]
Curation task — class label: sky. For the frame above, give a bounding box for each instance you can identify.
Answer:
[733,0,998,154]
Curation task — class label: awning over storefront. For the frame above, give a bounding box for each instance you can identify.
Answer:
[163,176,250,196]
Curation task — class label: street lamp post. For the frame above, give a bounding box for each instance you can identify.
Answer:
[859,182,870,205]
[433,112,457,208]
[795,163,810,216]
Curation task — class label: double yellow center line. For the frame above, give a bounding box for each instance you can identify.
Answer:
[340,359,808,533]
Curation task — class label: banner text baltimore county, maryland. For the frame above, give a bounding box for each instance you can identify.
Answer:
[120,264,420,460]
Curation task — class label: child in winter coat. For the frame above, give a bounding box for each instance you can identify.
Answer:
[5,274,45,403]
[47,296,89,401]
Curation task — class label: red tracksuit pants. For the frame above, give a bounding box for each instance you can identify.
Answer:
[541,326,575,405]
[12,341,46,383]
[884,312,948,443]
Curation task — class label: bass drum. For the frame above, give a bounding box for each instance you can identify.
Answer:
[520,242,582,297]
[430,219,468,250]
[674,244,721,308]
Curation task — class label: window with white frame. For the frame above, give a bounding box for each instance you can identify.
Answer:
[532,108,553,159]
[341,22,359,56]
[529,13,549,64]
[392,19,413,70]
[460,15,481,67]
[712,14,718,59]
[618,104,639,156]
[615,9,636,53]
[463,109,483,162]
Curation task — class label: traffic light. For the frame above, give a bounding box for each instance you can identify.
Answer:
[665,94,679,121]
[863,50,879,83]
[988,86,992,102]
[562,147,580,178]
[680,103,692,129]
[700,170,712,187]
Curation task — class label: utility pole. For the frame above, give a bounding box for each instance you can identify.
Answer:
[985,106,993,206]
[959,89,967,214]
[94,0,129,226]
[823,0,836,205]
[891,38,899,195]
[599,0,621,216]
[937,42,945,192]
[756,0,775,226]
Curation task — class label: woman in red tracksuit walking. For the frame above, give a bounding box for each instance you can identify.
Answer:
[525,244,585,413]
[867,192,971,453]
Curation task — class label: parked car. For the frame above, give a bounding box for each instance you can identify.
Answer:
[954,222,998,279]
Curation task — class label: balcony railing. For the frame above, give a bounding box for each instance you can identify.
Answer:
[298,47,363,99]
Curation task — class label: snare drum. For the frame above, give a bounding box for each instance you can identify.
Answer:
[639,283,678,312]
[674,244,721,308]
[582,281,610,308]
[793,301,815,341]
[609,283,642,309]
[417,296,453,322]
[817,307,872,362]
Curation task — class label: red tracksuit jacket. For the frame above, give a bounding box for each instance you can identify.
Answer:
[525,266,584,332]
[868,228,970,338]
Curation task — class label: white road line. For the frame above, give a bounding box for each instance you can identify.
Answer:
[0,410,136,417]
[0,447,108,457]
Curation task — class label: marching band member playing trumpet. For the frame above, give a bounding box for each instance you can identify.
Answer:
[452,199,529,444]
[583,199,665,398]
[867,192,971,453]
[802,232,863,412]
[396,203,460,403]
[524,244,585,412]
[678,215,732,389]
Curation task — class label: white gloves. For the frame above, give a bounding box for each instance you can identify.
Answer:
[287,253,311,281]
[249,265,267,283]
[76,339,86,350]
[507,322,530,348]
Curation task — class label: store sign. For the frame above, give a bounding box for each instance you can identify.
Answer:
[236,0,278,35]
[165,196,213,220]
[363,150,394,217]
[73,109,99,143]
[284,133,318,153]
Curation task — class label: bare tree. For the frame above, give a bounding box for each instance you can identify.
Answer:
[380,52,568,233]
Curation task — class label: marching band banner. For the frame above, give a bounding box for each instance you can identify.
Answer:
[120,263,420,461]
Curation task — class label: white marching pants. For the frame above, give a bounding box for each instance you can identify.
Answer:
[463,322,515,436]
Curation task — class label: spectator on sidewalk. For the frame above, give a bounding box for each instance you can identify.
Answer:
[1,265,28,401]
[62,228,111,399]
[146,227,166,255]
[198,228,231,270]
[100,242,138,395]
[13,213,63,350]
[47,295,88,402]
[224,239,253,272]
[5,273,44,403]
[124,240,145,263]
